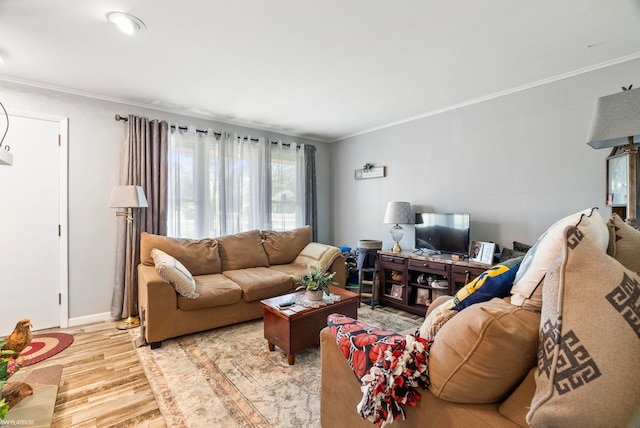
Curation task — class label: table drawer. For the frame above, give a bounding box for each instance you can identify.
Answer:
[379,255,406,268]
[408,259,447,273]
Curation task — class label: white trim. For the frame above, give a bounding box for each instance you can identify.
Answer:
[68,312,113,327]
[333,52,640,142]
[59,117,69,328]
[0,76,315,141]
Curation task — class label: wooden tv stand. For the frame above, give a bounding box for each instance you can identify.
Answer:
[378,250,492,316]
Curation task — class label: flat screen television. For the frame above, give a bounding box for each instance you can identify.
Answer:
[414,212,470,256]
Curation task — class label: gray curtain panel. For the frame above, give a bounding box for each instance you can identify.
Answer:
[111,115,169,319]
[304,144,318,241]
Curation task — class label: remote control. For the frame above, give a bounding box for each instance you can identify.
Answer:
[278,301,295,308]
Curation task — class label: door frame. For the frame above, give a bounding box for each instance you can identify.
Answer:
[9,110,69,329]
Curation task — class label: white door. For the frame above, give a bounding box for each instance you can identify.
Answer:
[0,115,63,336]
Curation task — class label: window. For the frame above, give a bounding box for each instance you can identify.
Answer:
[167,128,305,238]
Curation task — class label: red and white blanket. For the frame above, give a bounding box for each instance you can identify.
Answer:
[327,314,433,427]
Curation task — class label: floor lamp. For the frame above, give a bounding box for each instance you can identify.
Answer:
[109,185,148,330]
[586,86,640,229]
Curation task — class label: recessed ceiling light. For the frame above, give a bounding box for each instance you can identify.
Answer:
[107,12,146,35]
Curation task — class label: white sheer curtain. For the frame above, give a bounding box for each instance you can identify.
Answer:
[219,133,270,234]
[168,126,286,238]
[271,140,305,230]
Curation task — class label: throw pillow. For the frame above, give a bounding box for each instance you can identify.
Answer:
[261,225,312,265]
[607,213,640,273]
[499,247,526,263]
[448,256,523,311]
[418,297,457,340]
[140,232,221,275]
[428,297,540,404]
[527,226,640,427]
[217,229,269,271]
[510,207,608,310]
[513,241,532,253]
[151,248,199,299]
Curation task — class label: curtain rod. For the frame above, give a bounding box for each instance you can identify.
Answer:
[115,114,299,147]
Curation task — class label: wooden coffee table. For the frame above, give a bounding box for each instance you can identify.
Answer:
[260,285,358,365]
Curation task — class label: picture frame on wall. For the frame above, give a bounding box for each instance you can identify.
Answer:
[470,241,495,265]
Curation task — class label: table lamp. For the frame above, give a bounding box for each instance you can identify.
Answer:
[383,201,413,253]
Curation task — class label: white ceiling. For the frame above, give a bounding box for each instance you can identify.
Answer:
[1,0,639,142]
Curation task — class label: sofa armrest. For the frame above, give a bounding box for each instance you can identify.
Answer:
[137,264,178,344]
[328,255,347,288]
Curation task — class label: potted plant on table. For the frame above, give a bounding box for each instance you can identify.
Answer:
[291,262,338,301]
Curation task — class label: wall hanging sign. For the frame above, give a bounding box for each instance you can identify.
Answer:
[355,163,386,180]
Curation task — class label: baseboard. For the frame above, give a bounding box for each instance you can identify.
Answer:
[68,312,112,327]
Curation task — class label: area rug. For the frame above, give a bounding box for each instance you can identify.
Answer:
[18,333,74,366]
[132,306,422,428]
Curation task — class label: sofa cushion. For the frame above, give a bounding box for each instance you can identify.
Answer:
[527,226,640,428]
[510,207,608,310]
[607,213,640,272]
[141,232,221,275]
[293,242,342,271]
[151,248,199,299]
[177,274,242,311]
[261,225,312,265]
[428,297,540,404]
[217,229,269,271]
[268,263,309,278]
[223,267,292,302]
[448,257,522,311]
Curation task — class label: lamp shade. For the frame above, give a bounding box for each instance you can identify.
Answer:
[383,201,412,224]
[586,87,640,149]
[108,185,148,208]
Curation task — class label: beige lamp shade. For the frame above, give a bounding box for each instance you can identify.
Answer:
[383,201,413,224]
[586,87,640,149]
[108,185,148,208]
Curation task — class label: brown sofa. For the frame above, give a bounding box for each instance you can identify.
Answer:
[137,226,346,348]
[320,296,534,427]
[320,211,640,427]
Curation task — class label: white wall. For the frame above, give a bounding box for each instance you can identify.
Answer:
[0,80,331,322]
[330,58,640,252]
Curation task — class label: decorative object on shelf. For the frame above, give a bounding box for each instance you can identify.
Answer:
[417,273,427,285]
[108,185,149,330]
[415,288,430,305]
[469,241,496,265]
[431,280,449,290]
[390,284,403,299]
[291,262,338,300]
[354,162,386,180]
[383,201,413,253]
[586,85,640,229]
[0,100,12,166]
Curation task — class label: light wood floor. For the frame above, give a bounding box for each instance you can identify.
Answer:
[37,321,165,427]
